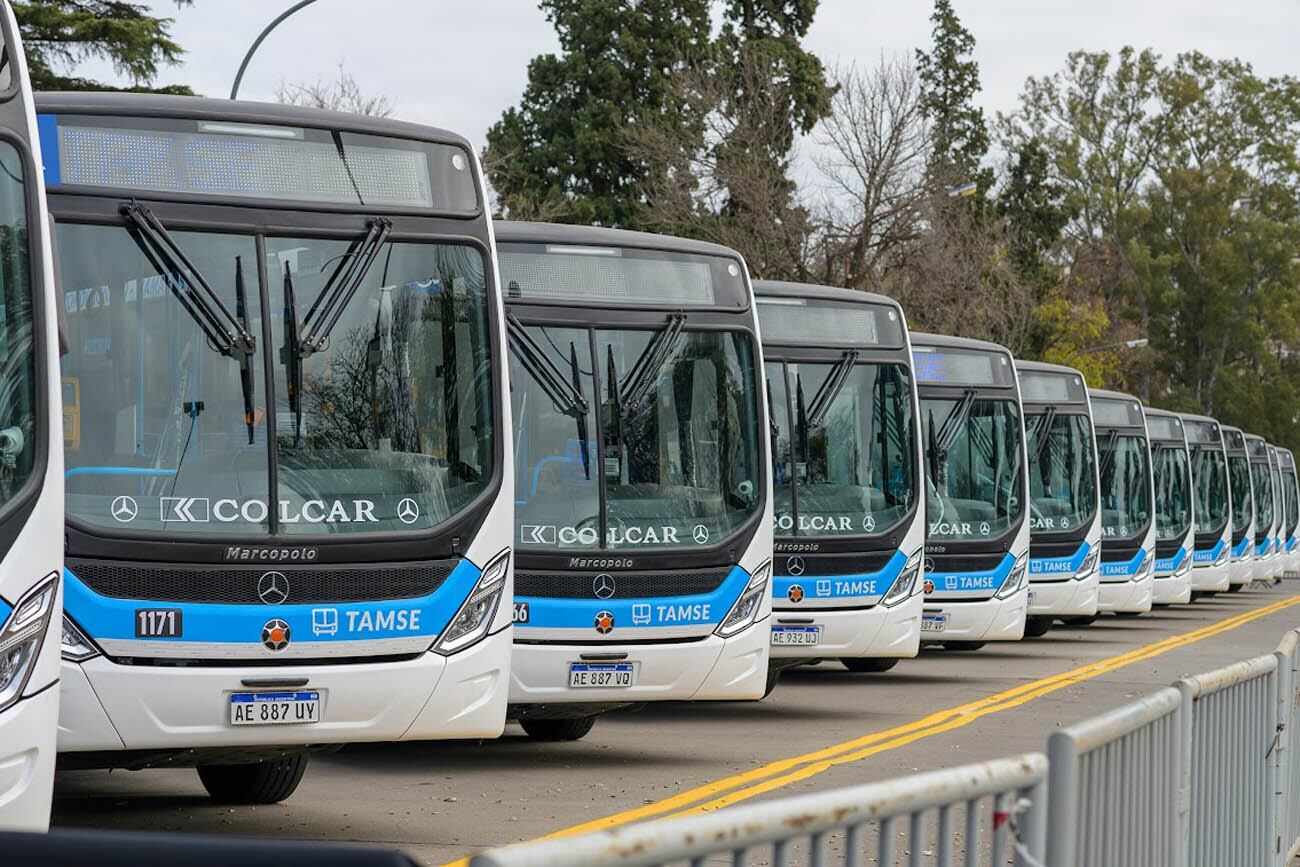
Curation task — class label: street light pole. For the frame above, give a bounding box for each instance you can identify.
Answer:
[229,0,322,100]
[1081,338,1149,354]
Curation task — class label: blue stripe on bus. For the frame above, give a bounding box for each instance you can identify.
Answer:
[1155,548,1189,575]
[517,565,751,630]
[927,552,1015,594]
[1193,539,1226,564]
[37,114,59,187]
[772,549,906,601]
[1234,536,1253,558]
[0,597,12,626]
[1101,548,1147,578]
[64,559,482,644]
[1029,542,1089,577]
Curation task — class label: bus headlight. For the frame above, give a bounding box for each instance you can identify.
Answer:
[0,573,58,713]
[716,562,771,638]
[1134,552,1154,582]
[995,554,1029,600]
[434,549,510,656]
[1174,553,1192,579]
[61,614,99,663]
[881,552,922,607]
[1074,548,1100,582]
[1214,545,1229,567]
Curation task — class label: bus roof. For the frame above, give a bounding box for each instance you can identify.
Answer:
[909,331,1011,357]
[1088,387,1141,404]
[753,280,899,312]
[1014,358,1085,379]
[34,91,472,150]
[1143,406,1181,420]
[1178,411,1220,426]
[495,220,744,261]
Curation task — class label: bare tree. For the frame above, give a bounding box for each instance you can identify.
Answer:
[627,48,816,282]
[812,56,930,291]
[276,64,394,118]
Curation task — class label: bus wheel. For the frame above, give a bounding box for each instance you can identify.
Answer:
[762,668,782,698]
[841,658,899,673]
[1060,615,1098,627]
[943,641,986,652]
[1226,583,1244,593]
[520,716,597,742]
[197,754,308,804]
[1023,617,1052,638]
[1114,611,1142,617]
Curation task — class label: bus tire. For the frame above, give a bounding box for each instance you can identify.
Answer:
[1227,583,1244,593]
[763,668,782,698]
[1060,615,1098,626]
[1114,611,1142,617]
[520,716,597,742]
[1023,617,1052,638]
[841,657,899,673]
[197,754,308,804]
[942,641,986,652]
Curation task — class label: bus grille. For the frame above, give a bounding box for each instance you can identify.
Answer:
[67,558,457,604]
[774,551,893,576]
[515,567,731,599]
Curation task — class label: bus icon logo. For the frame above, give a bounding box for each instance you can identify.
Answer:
[816,579,832,596]
[312,608,338,636]
[632,603,651,625]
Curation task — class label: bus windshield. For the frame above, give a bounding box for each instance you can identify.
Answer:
[1098,434,1151,541]
[1152,444,1192,541]
[1025,411,1096,535]
[60,223,495,535]
[1253,461,1275,536]
[921,396,1023,542]
[1192,448,1230,535]
[767,360,915,537]
[510,323,761,550]
[1229,455,1254,533]
[1283,470,1298,536]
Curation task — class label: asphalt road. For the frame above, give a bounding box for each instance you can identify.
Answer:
[52,582,1300,865]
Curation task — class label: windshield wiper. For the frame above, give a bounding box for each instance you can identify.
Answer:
[806,350,859,428]
[298,218,392,357]
[1099,429,1120,476]
[1031,406,1058,462]
[618,312,686,415]
[506,313,591,477]
[280,262,304,446]
[122,203,258,443]
[936,390,977,456]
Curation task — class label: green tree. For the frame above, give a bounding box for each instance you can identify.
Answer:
[15,1,193,93]
[914,0,990,189]
[483,0,712,226]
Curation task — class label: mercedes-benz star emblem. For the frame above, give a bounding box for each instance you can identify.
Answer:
[397,498,420,524]
[594,610,615,634]
[593,573,616,599]
[786,556,806,577]
[110,495,138,523]
[261,618,291,651]
[257,571,290,605]
[692,524,710,544]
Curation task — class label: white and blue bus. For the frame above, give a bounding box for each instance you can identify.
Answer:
[1180,414,1232,594]
[1278,449,1299,579]
[1244,434,1278,584]
[911,333,1029,650]
[755,282,923,676]
[1223,425,1256,589]
[0,3,66,831]
[1145,408,1194,605]
[1015,361,1100,637]
[1089,389,1155,615]
[1268,445,1285,583]
[48,93,515,803]
[499,222,772,738]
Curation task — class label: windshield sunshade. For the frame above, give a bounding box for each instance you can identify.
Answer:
[922,396,1024,542]
[768,360,915,537]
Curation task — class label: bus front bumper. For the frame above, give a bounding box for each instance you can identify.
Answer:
[1027,573,1099,617]
[1254,554,1281,582]
[1098,576,1153,614]
[769,593,921,660]
[1152,572,1193,605]
[1229,557,1254,586]
[0,686,57,832]
[58,632,510,755]
[1191,563,1231,592]
[919,589,1027,644]
[509,619,769,706]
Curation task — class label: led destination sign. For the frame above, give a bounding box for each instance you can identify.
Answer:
[911,347,1014,387]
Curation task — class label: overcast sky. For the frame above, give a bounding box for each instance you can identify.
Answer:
[74,0,1298,156]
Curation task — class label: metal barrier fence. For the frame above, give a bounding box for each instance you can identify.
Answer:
[471,628,1300,867]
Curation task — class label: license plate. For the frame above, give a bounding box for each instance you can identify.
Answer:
[921,613,948,633]
[229,691,321,726]
[771,626,821,646]
[568,662,636,688]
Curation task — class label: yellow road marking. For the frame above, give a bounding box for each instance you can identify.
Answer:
[448,593,1300,866]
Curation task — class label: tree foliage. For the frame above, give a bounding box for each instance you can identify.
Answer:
[914,0,990,189]
[15,1,193,93]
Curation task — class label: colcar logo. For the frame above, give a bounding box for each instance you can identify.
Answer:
[110,495,138,522]
[257,571,290,605]
[593,573,616,599]
[787,584,805,603]
[594,610,615,635]
[397,498,420,525]
[786,556,806,577]
[261,618,291,651]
